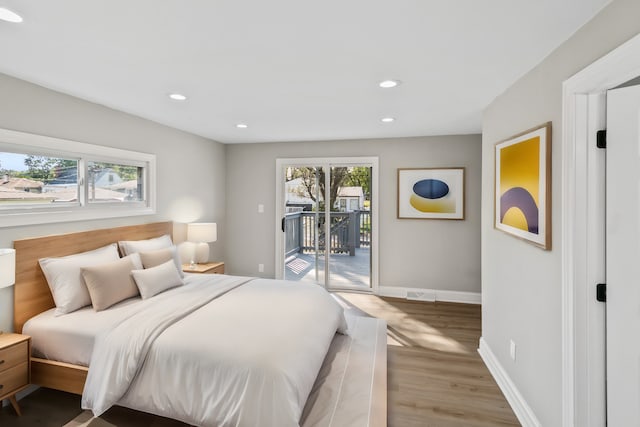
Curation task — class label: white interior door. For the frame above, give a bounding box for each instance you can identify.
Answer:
[606,84,640,426]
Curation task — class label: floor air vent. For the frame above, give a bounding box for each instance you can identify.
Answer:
[406,290,436,302]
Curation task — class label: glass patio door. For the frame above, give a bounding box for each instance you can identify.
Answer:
[282,165,325,285]
[276,158,378,292]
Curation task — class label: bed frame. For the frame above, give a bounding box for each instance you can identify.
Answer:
[13,221,173,394]
[12,221,387,426]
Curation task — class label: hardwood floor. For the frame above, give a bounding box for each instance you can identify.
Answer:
[337,293,520,427]
[0,293,520,427]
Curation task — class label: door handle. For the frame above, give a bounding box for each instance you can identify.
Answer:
[281,217,285,232]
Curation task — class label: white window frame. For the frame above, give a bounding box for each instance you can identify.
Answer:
[0,128,156,228]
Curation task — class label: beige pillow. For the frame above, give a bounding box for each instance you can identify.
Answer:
[118,235,173,256]
[81,254,142,311]
[39,244,121,315]
[132,259,184,299]
[139,246,184,278]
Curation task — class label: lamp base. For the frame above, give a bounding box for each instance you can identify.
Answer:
[194,242,210,264]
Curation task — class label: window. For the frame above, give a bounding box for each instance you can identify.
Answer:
[87,161,144,203]
[0,128,156,227]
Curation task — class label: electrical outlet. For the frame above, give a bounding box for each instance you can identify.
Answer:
[510,340,517,361]
[258,263,264,273]
[258,204,264,213]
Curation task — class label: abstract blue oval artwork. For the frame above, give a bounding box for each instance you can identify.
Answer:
[413,179,449,199]
[409,179,455,213]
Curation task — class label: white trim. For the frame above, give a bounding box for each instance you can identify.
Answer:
[0,128,156,227]
[378,286,481,304]
[274,157,379,293]
[562,32,640,426]
[478,338,541,427]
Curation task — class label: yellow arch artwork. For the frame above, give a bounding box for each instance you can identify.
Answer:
[499,136,540,232]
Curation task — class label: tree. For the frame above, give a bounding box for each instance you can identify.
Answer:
[112,164,138,181]
[52,159,78,182]
[23,155,60,182]
[342,166,371,199]
[292,166,349,210]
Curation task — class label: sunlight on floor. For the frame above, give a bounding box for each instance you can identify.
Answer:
[336,292,472,355]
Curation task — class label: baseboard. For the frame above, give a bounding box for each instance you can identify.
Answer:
[478,337,541,427]
[378,286,481,304]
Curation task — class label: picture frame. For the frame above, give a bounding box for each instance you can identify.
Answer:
[397,168,465,220]
[494,122,551,249]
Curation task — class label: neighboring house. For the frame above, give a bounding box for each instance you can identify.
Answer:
[106,179,140,200]
[92,168,122,187]
[336,186,364,212]
[45,168,123,193]
[0,187,54,203]
[46,167,78,188]
[51,187,125,202]
[46,167,121,187]
[0,176,44,193]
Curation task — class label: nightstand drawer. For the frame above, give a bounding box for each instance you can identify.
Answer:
[0,341,28,373]
[0,362,28,398]
[209,264,224,274]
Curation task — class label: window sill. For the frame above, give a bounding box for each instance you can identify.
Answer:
[0,205,156,228]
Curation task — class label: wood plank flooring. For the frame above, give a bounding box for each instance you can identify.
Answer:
[0,293,520,427]
[336,293,520,427]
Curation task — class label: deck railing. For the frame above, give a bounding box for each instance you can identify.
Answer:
[284,210,371,257]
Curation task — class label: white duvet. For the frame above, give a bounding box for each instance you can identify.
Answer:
[81,274,348,427]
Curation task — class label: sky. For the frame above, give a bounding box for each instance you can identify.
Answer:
[0,152,28,171]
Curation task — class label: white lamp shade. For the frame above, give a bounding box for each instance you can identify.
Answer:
[187,223,217,243]
[0,248,16,289]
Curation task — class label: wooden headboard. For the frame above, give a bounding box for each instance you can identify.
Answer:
[13,221,173,333]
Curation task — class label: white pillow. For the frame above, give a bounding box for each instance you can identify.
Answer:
[139,246,184,278]
[39,244,121,316]
[118,234,173,256]
[81,253,142,311]
[132,259,184,299]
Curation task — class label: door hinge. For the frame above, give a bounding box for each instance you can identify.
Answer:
[596,130,607,149]
[596,283,606,302]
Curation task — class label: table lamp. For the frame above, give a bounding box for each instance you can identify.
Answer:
[187,223,217,264]
[0,248,16,335]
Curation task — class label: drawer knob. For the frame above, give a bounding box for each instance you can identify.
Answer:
[0,359,4,365]
[0,384,3,390]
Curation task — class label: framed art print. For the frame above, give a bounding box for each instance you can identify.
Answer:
[495,122,551,249]
[397,168,464,220]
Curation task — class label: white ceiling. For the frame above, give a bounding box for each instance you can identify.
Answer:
[0,0,610,144]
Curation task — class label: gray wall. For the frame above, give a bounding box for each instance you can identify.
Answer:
[481,0,640,425]
[225,135,481,292]
[0,73,226,332]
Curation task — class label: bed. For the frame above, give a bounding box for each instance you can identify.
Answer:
[13,222,387,427]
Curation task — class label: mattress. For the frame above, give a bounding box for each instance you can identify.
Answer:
[24,273,224,366]
[24,293,144,366]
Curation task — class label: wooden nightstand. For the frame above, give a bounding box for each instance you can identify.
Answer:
[182,261,225,274]
[0,333,31,416]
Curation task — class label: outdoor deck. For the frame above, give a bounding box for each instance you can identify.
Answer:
[285,246,371,288]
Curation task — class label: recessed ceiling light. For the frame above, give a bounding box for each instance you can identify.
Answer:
[379,80,400,88]
[168,93,187,101]
[0,7,23,23]
[381,117,395,123]
[236,123,248,129]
